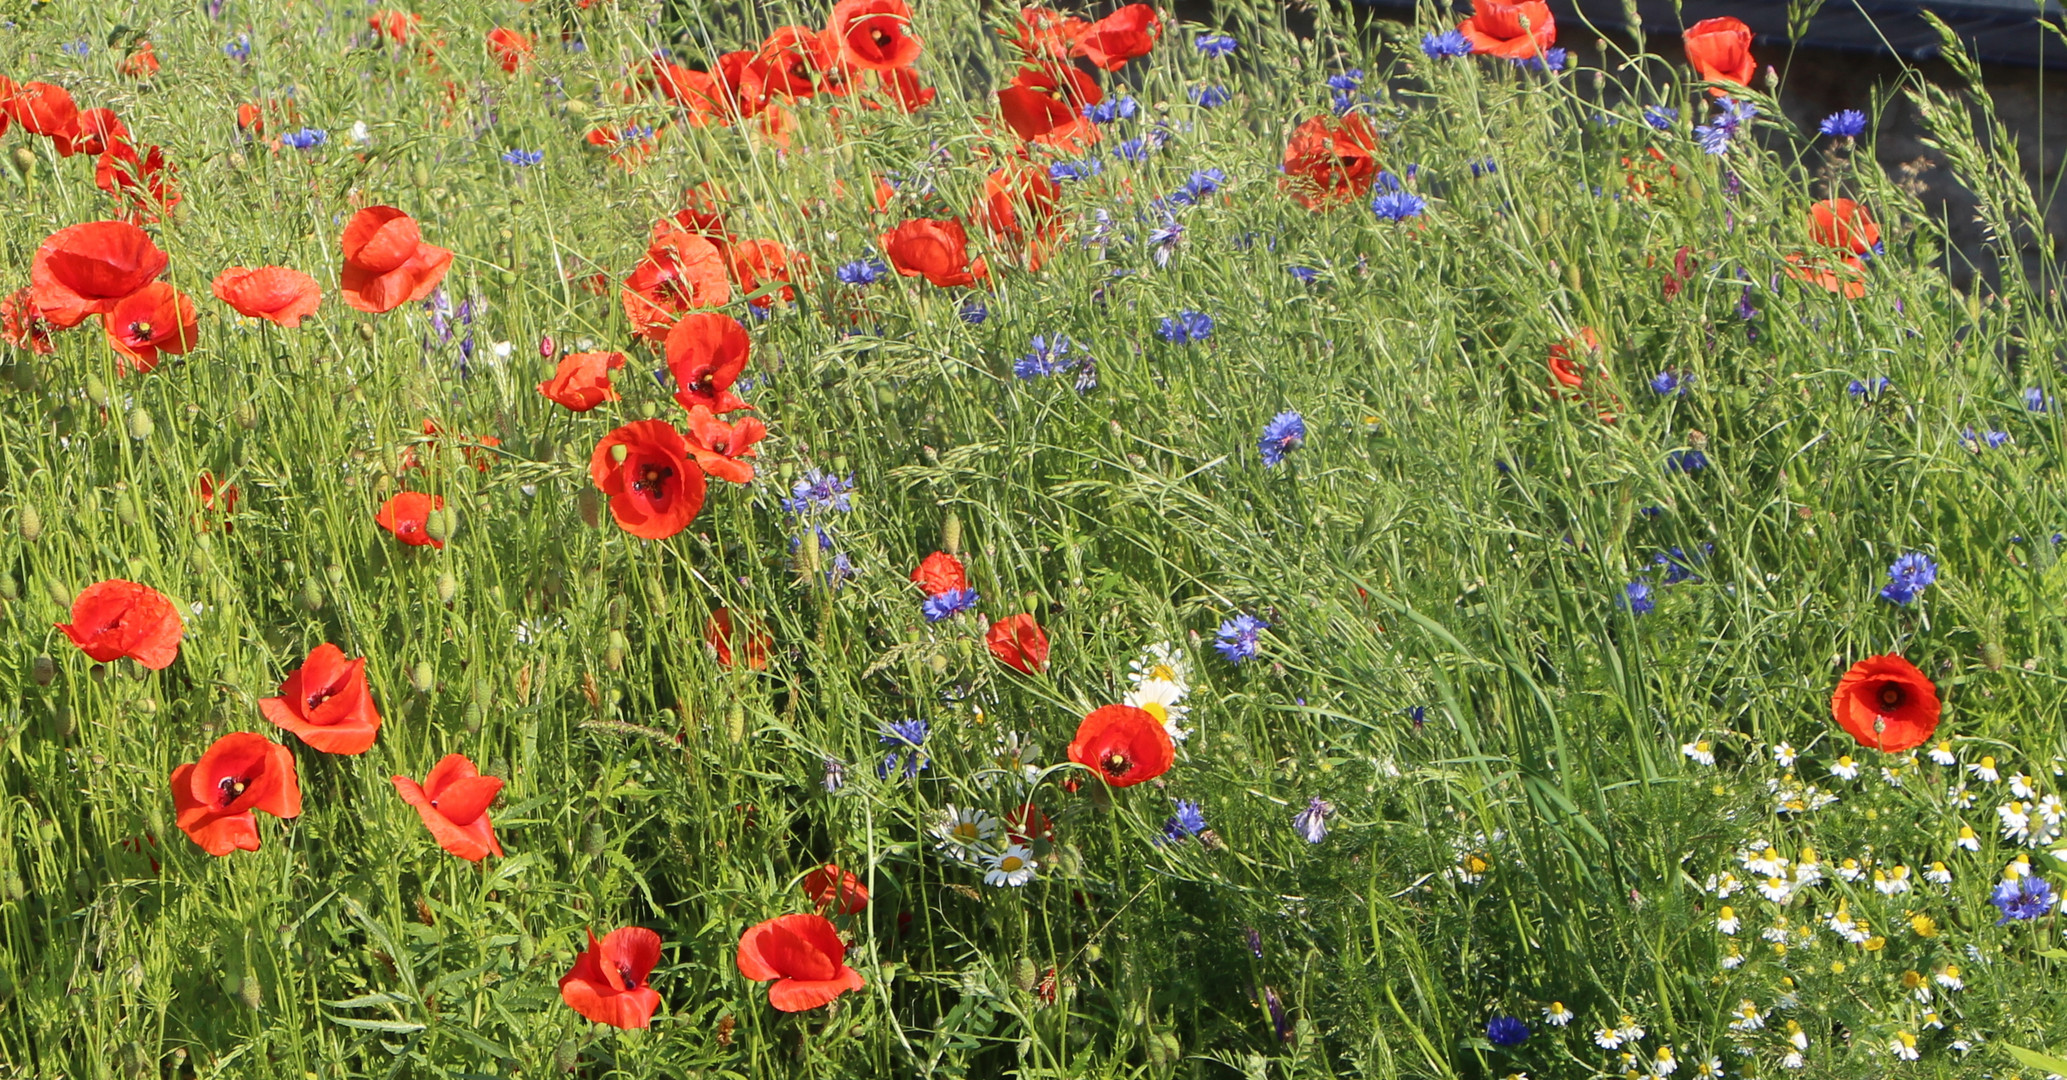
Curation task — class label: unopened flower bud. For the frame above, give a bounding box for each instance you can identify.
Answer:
[436,571,457,604]
[31,655,55,685]
[410,660,435,693]
[539,334,555,358]
[16,503,38,542]
[9,145,35,178]
[127,409,154,443]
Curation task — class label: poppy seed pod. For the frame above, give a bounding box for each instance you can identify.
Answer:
[16,504,39,542]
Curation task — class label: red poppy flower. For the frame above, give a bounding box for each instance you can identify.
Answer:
[369,9,422,43]
[94,142,181,221]
[236,102,265,135]
[1808,199,1880,255]
[376,491,446,549]
[1683,17,1755,88]
[977,163,1062,255]
[911,552,967,596]
[829,0,922,72]
[197,471,239,531]
[666,312,754,414]
[1831,654,1941,753]
[60,108,129,158]
[339,206,455,314]
[486,27,534,73]
[29,220,169,328]
[538,350,626,412]
[0,76,13,137]
[683,405,766,484]
[986,614,1050,675]
[6,81,79,142]
[1006,801,1054,843]
[392,754,504,862]
[119,43,161,80]
[706,607,773,669]
[403,418,501,474]
[753,26,833,99]
[57,579,183,669]
[211,265,322,328]
[1281,115,1381,209]
[1546,327,1599,390]
[997,63,1101,145]
[882,218,987,287]
[170,732,301,856]
[258,643,382,755]
[716,49,770,116]
[560,927,664,1029]
[642,60,726,121]
[736,913,867,1012]
[1457,0,1555,59]
[722,238,799,308]
[1,288,53,354]
[622,224,731,341]
[871,66,936,112]
[673,182,732,236]
[590,420,707,540]
[1071,3,1161,71]
[1004,6,1088,61]
[1067,704,1174,788]
[1784,252,1867,299]
[101,282,198,374]
[584,122,659,170]
[802,864,869,914]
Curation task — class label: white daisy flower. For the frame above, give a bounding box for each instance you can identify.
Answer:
[1745,846,1789,877]
[1837,857,1869,882]
[1542,1001,1573,1026]
[349,120,373,146]
[2011,772,2037,799]
[1716,906,1739,934]
[2000,801,2035,844]
[1830,755,1859,780]
[1728,999,1765,1031]
[1693,1058,1726,1079]
[1928,741,1957,766]
[1934,964,1963,990]
[1947,783,1977,809]
[2006,853,2034,878]
[1970,756,2000,783]
[1782,1051,1805,1070]
[1890,1032,1919,1061]
[1773,742,1797,768]
[931,804,1000,859]
[1956,825,1981,851]
[1128,642,1190,692]
[1757,876,1793,903]
[1682,741,1715,766]
[1875,866,1913,895]
[1651,1046,1678,1075]
[982,844,1039,887]
[1594,1028,1625,1050]
[1124,677,1191,743]
[1924,861,1953,884]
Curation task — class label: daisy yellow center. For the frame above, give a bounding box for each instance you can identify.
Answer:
[1138,701,1168,723]
[952,822,979,840]
[999,855,1024,872]
[1146,662,1177,682]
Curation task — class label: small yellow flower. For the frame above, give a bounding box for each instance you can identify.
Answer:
[1863,935,1886,952]
[1909,913,1938,937]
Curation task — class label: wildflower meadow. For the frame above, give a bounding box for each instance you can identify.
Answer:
[2,0,2066,1076]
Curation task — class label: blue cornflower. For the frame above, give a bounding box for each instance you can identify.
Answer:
[1965,427,2011,450]
[224,34,253,62]
[1512,47,1566,73]
[501,148,544,167]
[1623,579,1655,615]
[1819,109,1868,137]
[1694,98,1757,156]
[1112,138,1149,163]
[877,719,931,780]
[1879,552,1937,605]
[835,258,887,286]
[1190,85,1231,108]
[1287,266,1320,284]
[782,469,857,515]
[1991,875,2056,923]
[2025,387,2052,413]
[281,127,329,150]
[922,587,980,622]
[60,40,90,58]
[1158,310,1214,344]
[1330,91,1360,115]
[1666,449,1708,473]
[1653,547,1703,584]
[1470,159,1498,177]
[1171,168,1226,205]
[1050,157,1103,181]
[1371,191,1426,223]
[1374,169,1404,193]
[822,758,847,792]
[1214,613,1268,663]
[1326,70,1364,92]
[1848,376,1891,398]
[1148,216,1185,266]
[1421,29,1472,59]
[1195,32,1238,57]
[1486,1016,1531,1048]
[826,551,855,590]
[1258,410,1307,467]
[959,298,989,325]
[1015,334,1086,380]
[1737,284,1760,322]
[1161,799,1209,843]
[1291,797,1333,843]
[1084,95,1138,124]
[1405,705,1426,730]
[1643,105,1679,131]
[1650,371,1687,395]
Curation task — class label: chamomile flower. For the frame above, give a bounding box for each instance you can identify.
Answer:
[1793,847,1824,886]
[1651,1046,1678,1075]
[1728,999,1766,1031]
[1970,756,2000,783]
[1758,876,1794,902]
[1543,1001,1574,1026]
[1706,871,1744,897]
[1929,741,1957,766]
[1716,906,1739,934]
[1682,740,1715,766]
[1692,1058,1726,1079]
[982,843,1040,887]
[1773,742,1798,768]
[2011,772,2037,799]
[1956,825,1981,851]
[1830,755,1859,780]
[1837,857,1869,882]
[1124,678,1192,743]
[1934,963,1963,990]
[1616,1016,1647,1044]
[1947,783,1977,809]
[2000,800,2036,843]
[932,804,1001,857]
[1721,943,1745,968]
[985,731,1043,787]
[1745,846,1789,877]
[1128,642,1191,691]
[1924,861,1953,884]
[1890,1032,1920,1061]
[1594,1027,1627,1050]
[1875,866,1913,895]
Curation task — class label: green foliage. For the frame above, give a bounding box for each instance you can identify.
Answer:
[0,1,2063,1078]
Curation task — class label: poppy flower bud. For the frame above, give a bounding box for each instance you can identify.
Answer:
[610,443,630,464]
[410,660,435,693]
[1980,640,2006,671]
[583,822,608,856]
[44,577,70,607]
[726,703,746,743]
[423,507,453,543]
[239,967,263,1010]
[236,403,258,429]
[539,335,555,358]
[31,655,55,685]
[301,579,324,612]
[606,629,627,671]
[356,323,376,342]
[0,574,14,602]
[578,489,603,528]
[413,163,432,188]
[85,375,111,407]
[436,571,456,604]
[554,1038,580,1073]
[17,504,40,542]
